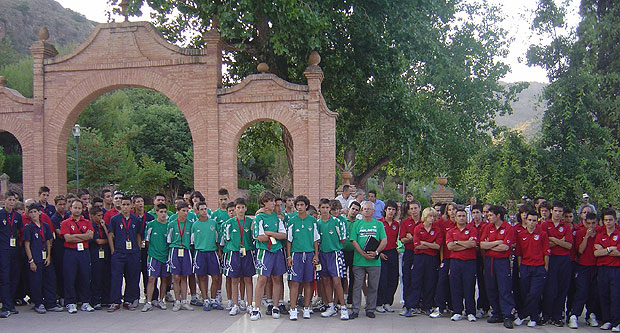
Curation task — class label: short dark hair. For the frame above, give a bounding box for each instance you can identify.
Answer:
[489,205,506,221]
[90,206,103,216]
[153,192,166,200]
[405,191,413,196]
[190,191,205,202]
[132,195,144,203]
[585,212,597,221]
[258,190,276,204]
[294,195,310,208]
[121,196,132,203]
[54,195,66,204]
[551,200,564,211]
[329,199,342,211]
[77,189,90,197]
[384,200,398,216]
[368,190,377,196]
[102,189,112,196]
[92,197,103,205]
[38,186,50,194]
[156,203,167,211]
[234,198,247,207]
[283,194,294,200]
[601,208,616,220]
[526,210,539,219]
[343,185,351,192]
[349,201,361,209]
[176,201,189,210]
[318,198,330,206]
[226,202,235,209]
[218,188,229,196]
[196,201,208,210]
[455,205,467,214]
[27,203,40,212]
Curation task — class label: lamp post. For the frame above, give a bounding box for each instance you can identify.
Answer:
[72,124,81,193]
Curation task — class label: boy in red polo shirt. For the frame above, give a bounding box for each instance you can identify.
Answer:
[515,211,549,327]
[399,200,421,315]
[468,204,489,318]
[377,200,400,313]
[446,207,478,322]
[540,201,573,326]
[60,200,95,314]
[593,209,620,331]
[430,202,457,318]
[568,212,601,328]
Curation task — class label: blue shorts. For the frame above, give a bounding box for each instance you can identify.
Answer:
[223,250,256,278]
[168,247,193,276]
[319,250,346,279]
[288,252,315,283]
[255,249,286,277]
[193,251,221,276]
[147,257,170,278]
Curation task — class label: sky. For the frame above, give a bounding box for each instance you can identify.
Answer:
[55,0,581,83]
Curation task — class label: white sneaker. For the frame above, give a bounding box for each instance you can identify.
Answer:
[340,307,349,320]
[321,305,338,317]
[468,314,476,322]
[451,314,463,321]
[239,300,247,311]
[601,322,612,330]
[430,307,441,318]
[80,303,94,312]
[261,297,269,307]
[514,317,525,326]
[289,308,298,321]
[272,307,280,319]
[229,304,239,316]
[589,313,600,327]
[376,305,386,313]
[383,304,394,312]
[250,308,261,321]
[612,325,620,332]
[181,301,194,311]
[399,307,408,316]
[226,299,233,310]
[527,320,537,328]
[157,300,167,310]
[216,291,222,304]
[568,315,578,329]
[172,301,181,312]
[303,307,311,319]
[141,302,153,312]
[67,304,77,314]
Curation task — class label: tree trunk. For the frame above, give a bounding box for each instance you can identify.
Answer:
[281,124,294,182]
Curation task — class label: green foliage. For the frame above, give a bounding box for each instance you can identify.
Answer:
[0,56,33,98]
[4,154,22,183]
[132,155,177,198]
[248,183,265,205]
[246,202,259,216]
[0,146,5,174]
[238,178,264,190]
[0,37,22,67]
[173,147,193,189]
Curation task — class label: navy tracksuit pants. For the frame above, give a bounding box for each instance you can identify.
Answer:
[63,248,92,304]
[377,248,399,306]
[407,254,438,311]
[434,258,451,311]
[0,248,13,311]
[110,251,140,304]
[90,256,111,305]
[543,255,571,321]
[519,264,546,321]
[449,259,476,315]
[28,261,57,308]
[52,239,64,299]
[484,257,515,319]
[476,255,489,311]
[570,264,600,319]
[9,248,22,305]
[401,250,415,309]
[598,266,620,327]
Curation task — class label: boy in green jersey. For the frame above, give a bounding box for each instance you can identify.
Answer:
[286,195,320,320]
[343,201,361,304]
[142,204,170,312]
[166,201,194,312]
[191,201,222,311]
[222,198,255,316]
[250,191,287,321]
[282,194,297,219]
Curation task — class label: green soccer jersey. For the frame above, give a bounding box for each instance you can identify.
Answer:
[351,219,386,267]
[317,216,346,252]
[145,220,169,263]
[167,218,193,249]
[286,214,320,253]
[222,216,255,252]
[147,209,173,220]
[253,212,286,252]
[283,210,298,220]
[342,218,359,252]
[212,209,229,224]
[191,219,219,252]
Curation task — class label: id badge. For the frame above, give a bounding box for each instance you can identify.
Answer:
[126,240,132,250]
[99,249,105,259]
[77,242,84,251]
[315,263,322,271]
[178,248,184,257]
[9,237,16,247]
[240,247,246,257]
[42,251,47,260]
[141,240,146,248]
[270,237,277,245]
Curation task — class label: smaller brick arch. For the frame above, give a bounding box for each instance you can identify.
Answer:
[0,97,35,198]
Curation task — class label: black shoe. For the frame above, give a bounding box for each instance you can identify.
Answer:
[366,311,376,318]
[278,304,289,315]
[9,308,18,315]
[488,316,503,323]
[503,318,514,329]
[313,304,327,313]
[350,312,358,319]
[553,319,564,327]
[266,304,273,315]
[14,299,24,306]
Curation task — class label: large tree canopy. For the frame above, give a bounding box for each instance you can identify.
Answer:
[110,0,521,189]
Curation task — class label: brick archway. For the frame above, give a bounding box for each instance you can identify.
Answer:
[0,21,336,205]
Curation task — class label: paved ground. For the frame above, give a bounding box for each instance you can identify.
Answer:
[0,302,605,332]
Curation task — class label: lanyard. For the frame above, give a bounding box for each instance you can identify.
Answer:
[97,224,105,248]
[177,219,187,247]
[121,216,131,240]
[141,214,147,230]
[72,217,82,233]
[37,223,46,248]
[7,211,15,236]
[237,217,246,246]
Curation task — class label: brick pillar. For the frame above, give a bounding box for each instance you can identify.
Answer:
[29,27,58,197]
[303,52,325,203]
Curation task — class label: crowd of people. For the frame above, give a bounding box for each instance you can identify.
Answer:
[0,184,618,330]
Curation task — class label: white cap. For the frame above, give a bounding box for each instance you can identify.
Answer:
[583,193,589,198]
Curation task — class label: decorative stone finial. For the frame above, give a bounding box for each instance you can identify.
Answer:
[120,0,130,22]
[211,16,219,31]
[0,76,7,87]
[39,26,49,41]
[257,62,269,73]
[308,51,321,66]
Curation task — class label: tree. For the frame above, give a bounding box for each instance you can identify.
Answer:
[133,154,177,197]
[110,0,522,189]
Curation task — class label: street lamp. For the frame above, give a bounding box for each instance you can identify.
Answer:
[72,124,81,193]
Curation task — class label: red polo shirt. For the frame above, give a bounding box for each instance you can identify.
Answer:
[399,216,420,251]
[60,215,94,249]
[445,224,478,261]
[516,227,550,266]
[413,223,443,256]
[438,218,456,259]
[379,217,400,251]
[540,220,573,256]
[103,207,120,224]
[575,228,597,266]
[480,221,515,259]
[594,228,620,267]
